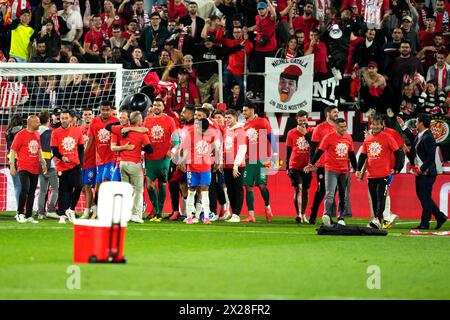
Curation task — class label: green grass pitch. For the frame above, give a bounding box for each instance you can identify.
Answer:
[1,212,450,300]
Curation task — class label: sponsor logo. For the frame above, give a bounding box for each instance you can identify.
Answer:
[62,136,76,152]
[28,140,39,155]
[335,143,348,158]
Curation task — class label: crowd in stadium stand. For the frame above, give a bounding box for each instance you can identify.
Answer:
[0,0,449,115]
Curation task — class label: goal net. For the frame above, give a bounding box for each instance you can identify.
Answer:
[0,63,150,211]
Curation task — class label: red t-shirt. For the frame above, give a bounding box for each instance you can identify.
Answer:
[114,130,150,163]
[168,0,188,20]
[181,126,216,173]
[84,29,105,53]
[292,16,319,38]
[51,126,84,172]
[101,13,126,38]
[418,31,436,47]
[244,116,272,162]
[11,129,41,175]
[318,132,354,174]
[304,41,328,73]
[383,127,404,167]
[311,121,335,167]
[223,125,247,169]
[88,116,120,165]
[286,127,311,170]
[144,114,177,161]
[80,125,96,169]
[361,131,399,178]
[255,13,277,52]
[110,124,128,163]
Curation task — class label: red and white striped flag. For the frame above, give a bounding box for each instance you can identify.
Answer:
[0,76,29,108]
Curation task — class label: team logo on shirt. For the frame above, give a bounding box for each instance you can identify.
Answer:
[62,136,76,152]
[151,125,164,140]
[195,140,209,155]
[98,129,110,143]
[296,136,309,151]
[335,143,348,158]
[224,136,233,150]
[28,140,39,155]
[246,128,258,143]
[368,142,382,158]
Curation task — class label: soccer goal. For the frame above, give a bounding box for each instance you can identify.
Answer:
[0,63,151,211]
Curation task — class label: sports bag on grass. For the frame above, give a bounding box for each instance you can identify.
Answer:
[317,225,388,236]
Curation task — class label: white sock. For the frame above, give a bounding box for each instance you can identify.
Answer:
[186,191,196,218]
[223,187,230,211]
[248,210,255,216]
[201,191,211,219]
[383,194,391,221]
[84,208,90,215]
[195,201,202,217]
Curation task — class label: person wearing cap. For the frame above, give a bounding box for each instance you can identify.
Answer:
[278,64,302,103]
[140,12,170,62]
[58,0,83,43]
[246,0,277,100]
[165,68,201,111]
[179,2,205,44]
[194,33,224,103]
[401,15,421,55]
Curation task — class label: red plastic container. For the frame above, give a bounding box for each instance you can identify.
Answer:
[73,221,126,264]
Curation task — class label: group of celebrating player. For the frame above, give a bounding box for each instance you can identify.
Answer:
[10,98,420,229]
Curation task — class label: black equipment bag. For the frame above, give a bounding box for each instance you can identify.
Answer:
[317,225,388,236]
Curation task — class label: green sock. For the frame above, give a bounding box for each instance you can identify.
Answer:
[148,187,159,217]
[158,183,167,217]
[246,190,254,211]
[260,188,270,206]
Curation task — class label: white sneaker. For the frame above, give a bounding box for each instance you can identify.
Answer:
[90,205,97,220]
[222,212,232,221]
[368,218,381,229]
[322,215,331,226]
[337,219,346,226]
[385,213,398,228]
[46,212,60,219]
[130,215,144,224]
[37,214,46,220]
[15,214,26,224]
[59,215,68,224]
[209,213,219,222]
[26,217,39,224]
[192,217,199,224]
[226,214,241,223]
[66,209,76,223]
[301,214,309,224]
[79,209,90,219]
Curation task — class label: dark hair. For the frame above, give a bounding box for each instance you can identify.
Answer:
[196,107,210,118]
[39,111,50,124]
[83,108,93,114]
[183,104,196,114]
[213,110,225,118]
[435,32,443,38]
[335,118,347,125]
[225,109,237,117]
[243,101,256,109]
[60,109,72,117]
[100,45,111,54]
[417,113,431,128]
[100,100,112,108]
[370,113,383,124]
[400,39,412,47]
[198,118,210,131]
[153,97,165,106]
[297,110,308,118]
[324,106,338,115]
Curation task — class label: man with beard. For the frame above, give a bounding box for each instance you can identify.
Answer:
[179,2,205,45]
[291,1,318,40]
[143,98,178,222]
[140,12,170,62]
[51,110,84,224]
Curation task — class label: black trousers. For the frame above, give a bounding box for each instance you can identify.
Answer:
[168,161,181,212]
[368,177,389,221]
[415,175,443,225]
[209,170,226,214]
[224,168,244,216]
[58,166,82,215]
[18,170,39,218]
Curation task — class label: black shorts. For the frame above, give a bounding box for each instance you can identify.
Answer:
[289,169,312,189]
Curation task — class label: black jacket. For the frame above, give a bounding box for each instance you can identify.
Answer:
[403,128,437,176]
[178,15,205,44]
